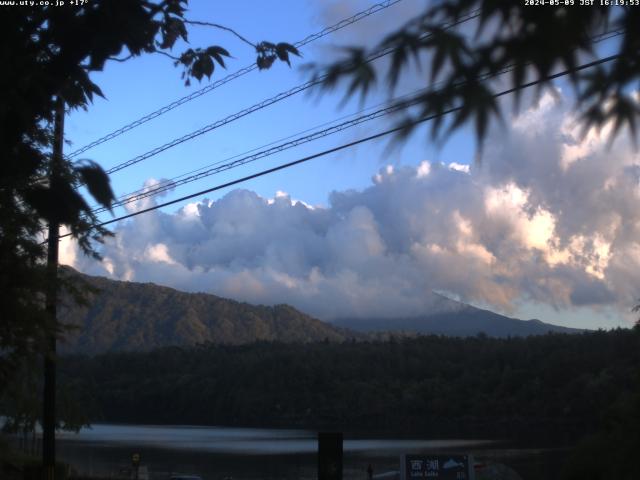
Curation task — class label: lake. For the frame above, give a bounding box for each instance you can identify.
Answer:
[55,423,565,480]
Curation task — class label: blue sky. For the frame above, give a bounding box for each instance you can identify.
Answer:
[62,1,636,330]
[66,0,474,210]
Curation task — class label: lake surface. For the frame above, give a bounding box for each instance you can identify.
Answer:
[57,423,492,455]
[55,423,564,480]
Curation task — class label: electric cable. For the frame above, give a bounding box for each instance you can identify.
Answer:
[100,8,483,176]
[94,27,624,213]
[92,66,514,214]
[67,0,404,158]
[55,53,621,242]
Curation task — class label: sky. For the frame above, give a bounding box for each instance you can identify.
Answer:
[61,0,639,330]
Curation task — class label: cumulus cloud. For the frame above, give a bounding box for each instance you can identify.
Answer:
[67,92,640,323]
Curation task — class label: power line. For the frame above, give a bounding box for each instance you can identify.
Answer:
[16,3,483,209]
[93,66,515,215]
[94,27,624,214]
[57,53,621,242]
[104,103,391,203]
[94,96,424,213]
[66,0,403,158]
[101,9,483,176]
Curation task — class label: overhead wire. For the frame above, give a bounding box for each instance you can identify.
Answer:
[99,8,483,176]
[16,1,471,208]
[56,53,621,242]
[92,66,513,214]
[104,103,394,202]
[66,0,404,159]
[92,28,624,214]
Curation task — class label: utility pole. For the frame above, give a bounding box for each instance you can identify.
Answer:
[43,95,64,480]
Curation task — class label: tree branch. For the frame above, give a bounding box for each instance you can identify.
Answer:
[155,50,181,61]
[106,54,134,63]
[184,19,256,48]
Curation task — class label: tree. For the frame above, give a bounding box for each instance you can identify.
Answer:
[311,1,639,148]
[0,0,298,380]
[0,358,89,455]
[310,4,640,477]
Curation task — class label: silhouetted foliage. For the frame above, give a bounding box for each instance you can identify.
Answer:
[562,385,640,479]
[311,1,640,148]
[57,329,640,446]
[53,329,640,478]
[0,0,298,380]
[0,357,90,455]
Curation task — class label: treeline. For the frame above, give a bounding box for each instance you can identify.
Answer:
[58,328,640,443]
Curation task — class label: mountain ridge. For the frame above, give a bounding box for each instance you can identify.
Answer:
[59,268,584,355]
[332,303,585,337]
[58,268,351,354]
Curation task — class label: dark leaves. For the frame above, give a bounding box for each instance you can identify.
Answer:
[308,47,377,105]
[177,46,229,82]
[384,31,423,90]
[162,0,187,17]
[422,28,470,83]
[580,103,606,140]
[256,41,300,70]
[257,52,276,70]
[75,160,115,211]
[345,61,375,106]
[206,46,229,68]
[309,0,639,147]
[156,20,298,81]
[607,95,639,147]
[22,182,89,226]
[159,16,188,50]
[21,185,54,221]
[275,42,300,66]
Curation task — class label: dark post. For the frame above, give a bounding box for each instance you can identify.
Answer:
[132,453,140,480]
[43,96,64,480]
[318,432,343,480]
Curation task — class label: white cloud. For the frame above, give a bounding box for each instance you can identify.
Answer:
[416,161,431,177]
[59,226,77,267]
[123,178,173,214]
[68,92,640,324]
[449,162,470,173]
[144,243,177,265]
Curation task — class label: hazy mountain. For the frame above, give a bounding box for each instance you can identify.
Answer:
[332,293,585,337]
[58,268,350,355]
[58,270,583,355]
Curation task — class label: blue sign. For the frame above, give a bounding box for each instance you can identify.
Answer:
[401,454,473,480]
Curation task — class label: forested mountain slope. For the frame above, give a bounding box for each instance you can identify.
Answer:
[58,269,350,354]
[59,329,640,439]
[58,268,582,355]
